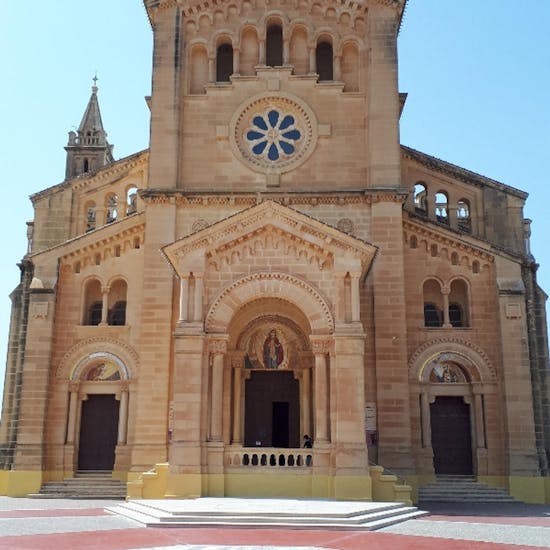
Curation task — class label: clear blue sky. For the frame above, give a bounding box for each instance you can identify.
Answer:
[0,1,549,404]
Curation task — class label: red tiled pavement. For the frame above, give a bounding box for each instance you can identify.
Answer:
[0,526,544,550]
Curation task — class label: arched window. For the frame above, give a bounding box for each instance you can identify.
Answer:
[457,199,471,233]
[216,43,233,82]
[316,41,333,81]
[410,235,418,249]
[83,158,89,173]
[451,251,459,265]
[85,201,96,232]
[449,279,469,327]
[435,191,449,224]
[266,24,283,67]
[413,183,427,215]
[126,186,138,216]
[423,279,444,327]
[83,278,103,326]
[108,279,127,326]
[106,194,118,224]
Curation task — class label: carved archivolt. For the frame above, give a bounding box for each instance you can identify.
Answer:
[55,337,139,380]
[409,337,496,383]
[205,271,334,334]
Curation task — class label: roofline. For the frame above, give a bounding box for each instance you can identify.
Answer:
[401,145,528,200]
[30,149,149,203]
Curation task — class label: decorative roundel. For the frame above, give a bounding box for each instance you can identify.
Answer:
[230,93,318,174]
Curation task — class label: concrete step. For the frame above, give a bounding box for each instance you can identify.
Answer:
[107,498,428,531]
[29,474,126,500]
[418,478,518,503]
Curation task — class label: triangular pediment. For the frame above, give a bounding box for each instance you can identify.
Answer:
[162,200,377,275]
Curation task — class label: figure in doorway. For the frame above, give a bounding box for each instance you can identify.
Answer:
[303,434,312,448]
[264,329,284,369]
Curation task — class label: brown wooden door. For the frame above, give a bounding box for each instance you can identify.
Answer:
[78,394,119,471]
[430,396,473,475]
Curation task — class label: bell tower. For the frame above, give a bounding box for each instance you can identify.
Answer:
[64,79,114,180]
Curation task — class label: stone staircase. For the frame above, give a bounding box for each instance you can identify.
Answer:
[29,472,126,499]
[418,475,518,503]
[107,497,427,530]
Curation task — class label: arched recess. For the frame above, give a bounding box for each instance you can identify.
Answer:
[56,339,138,474]
[409,339,497,476]
[205,272,334,335]
[240,27,259,75]
[190,43,208,94]
[341,41,359,91]
[82,277,102,326]
[289,26,308,75]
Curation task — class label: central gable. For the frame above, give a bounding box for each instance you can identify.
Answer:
[162,200,377,276]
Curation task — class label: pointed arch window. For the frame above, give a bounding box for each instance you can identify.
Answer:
[266,24,283,67]
[216,43,233,82]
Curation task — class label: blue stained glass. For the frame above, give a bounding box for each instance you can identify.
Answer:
[279,141,295,154]
[281,129,301,140]
[268,110,279,128]
[252,140,268,155]
[268,143,279,161]
[279,115,295,130]
[247,130,264,140]
[253,116,268,130]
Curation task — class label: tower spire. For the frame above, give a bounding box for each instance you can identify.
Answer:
[64,78,114,180]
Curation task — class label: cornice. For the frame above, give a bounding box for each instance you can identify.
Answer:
[403,218,494,263]
[401,145,528,200]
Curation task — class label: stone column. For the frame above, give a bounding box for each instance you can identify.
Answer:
[309,47,316,74]
[117,384,129,445]
[442,287,451,328]
[100,285,109,325]
[311,338,330,443]
[420,391,431,448]
[350,272,361,322]
[333,272,347,324]
[193,273,204,322]
[209,339,227,441]
[179,275,189,322]
[232,366,243,444]
[301,368,312,437]
[233,49,240,75]
[473,390,485,449]
[208,57,215,82]
[334,55,342,81]
[259,40,266,65]
[283,39,290,65]
[66,382,79,444]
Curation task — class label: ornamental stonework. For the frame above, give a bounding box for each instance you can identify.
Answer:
[230,93,317,174]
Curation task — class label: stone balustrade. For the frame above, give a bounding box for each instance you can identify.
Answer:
[225,447,313,468]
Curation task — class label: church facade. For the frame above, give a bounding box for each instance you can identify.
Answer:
[1,0,549,503]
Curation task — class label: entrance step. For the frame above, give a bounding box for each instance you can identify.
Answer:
[29,472,126,499]
[419,476,518,503]
[107,498,428,530]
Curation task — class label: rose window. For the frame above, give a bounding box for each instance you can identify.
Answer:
[246,109,302,162]
[230,93,317,174]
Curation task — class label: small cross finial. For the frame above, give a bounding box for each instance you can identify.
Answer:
[92,74,98,91]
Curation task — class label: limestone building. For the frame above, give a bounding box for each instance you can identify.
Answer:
[1,0,549,503]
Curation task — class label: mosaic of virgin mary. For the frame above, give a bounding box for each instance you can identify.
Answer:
[263,329,284,369]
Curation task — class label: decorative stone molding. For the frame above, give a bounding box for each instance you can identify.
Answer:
[230,92,318,175]
[208,338,228,355]
[404,220,494,264]
[408,337,497,383]
[310,337,332,354]
[191,218,210,233]
[55,337,139,380]
[337,218,354,234]
[205,271,334,334]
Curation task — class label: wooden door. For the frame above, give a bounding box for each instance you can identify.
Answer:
[78,394,119,471]
[430,396,473,475]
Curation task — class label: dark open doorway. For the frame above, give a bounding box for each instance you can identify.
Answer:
[78,394,119,471]
[244,371,299,447]
[430,395,473,475]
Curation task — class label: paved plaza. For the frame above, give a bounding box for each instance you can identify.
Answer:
[1,497,550,549]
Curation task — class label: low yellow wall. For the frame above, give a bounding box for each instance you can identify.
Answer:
[0,470,42,497]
